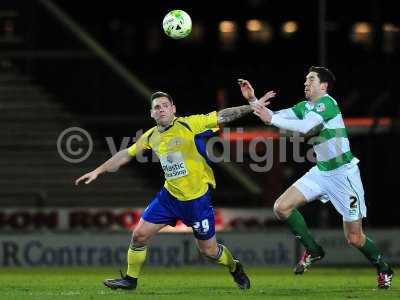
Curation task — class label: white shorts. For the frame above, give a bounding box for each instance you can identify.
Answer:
[293,164,366,222]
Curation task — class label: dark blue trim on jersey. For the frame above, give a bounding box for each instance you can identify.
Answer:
[177,120,192,132]
[194,130,215,165]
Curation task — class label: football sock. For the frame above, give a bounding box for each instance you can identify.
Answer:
[358,237,390,273]
[214,244,237,272]
[126,246,147,278]
[286,209,323,255]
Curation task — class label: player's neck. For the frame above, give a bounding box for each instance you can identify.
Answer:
[157,116,176,132]
[309,93,327,104]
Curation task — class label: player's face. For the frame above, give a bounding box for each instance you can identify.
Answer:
[151,97,176,126]
[304,71,326,101]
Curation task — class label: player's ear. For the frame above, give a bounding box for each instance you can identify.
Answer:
[150,108,155,119]
[172,104,176,114]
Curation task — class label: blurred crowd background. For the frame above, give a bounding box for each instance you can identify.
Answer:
[1,0,399,230]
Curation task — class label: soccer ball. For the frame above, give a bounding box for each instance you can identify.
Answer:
[162,10,192,39]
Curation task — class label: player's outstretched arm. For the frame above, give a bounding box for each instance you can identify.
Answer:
[238,78,276,105]
[239,79,299,123]
[238,79,257,102]
[217,99,274,125]
[253,102,323,134]
[75,149,132,185]
[217,105,253,125]
[253,102,274,124]
[217,80,275,125]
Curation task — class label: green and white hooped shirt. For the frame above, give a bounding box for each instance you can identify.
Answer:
[271,94,359,172]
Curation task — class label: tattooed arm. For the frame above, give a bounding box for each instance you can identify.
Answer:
[216,79,276,125]
[217,105,253,125]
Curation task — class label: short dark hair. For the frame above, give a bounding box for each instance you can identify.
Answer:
[150,91,173,104]
[309,66,336,92]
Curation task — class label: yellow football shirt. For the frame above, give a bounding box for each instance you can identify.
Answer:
[128,111,219,201]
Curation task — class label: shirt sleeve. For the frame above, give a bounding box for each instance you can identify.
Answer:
[127,128,153,157]
[271,111,323,134]
[274,108,299,119]
[312,97,340,121]
[182,111,219,134]
[291,101,307,119]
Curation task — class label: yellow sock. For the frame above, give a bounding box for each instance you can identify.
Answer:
[126,246,147,278]
[216,244,237,272]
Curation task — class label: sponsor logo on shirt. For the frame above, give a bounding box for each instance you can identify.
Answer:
[160,152,188,180]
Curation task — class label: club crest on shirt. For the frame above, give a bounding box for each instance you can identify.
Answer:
[168,137,183,148]
[316,103,325,112]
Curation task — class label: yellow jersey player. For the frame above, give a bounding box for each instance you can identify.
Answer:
[75,89,273,290]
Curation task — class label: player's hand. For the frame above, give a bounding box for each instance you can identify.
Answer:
[258,90,276,106]
[75,170,99,186]
[253,102,273,124]
[238,79,256,101]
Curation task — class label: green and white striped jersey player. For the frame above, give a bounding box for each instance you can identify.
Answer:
[238,66,393,289]
[269,94,365,221]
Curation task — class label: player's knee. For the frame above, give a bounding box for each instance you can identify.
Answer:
[198,245,219,258]
[346,232,364,248]
[132,231,149,245]
[273,201,290,220]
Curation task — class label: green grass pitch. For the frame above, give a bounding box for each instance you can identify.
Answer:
[0,267,398,300]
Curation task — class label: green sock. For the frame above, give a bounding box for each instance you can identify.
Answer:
[286,209,322,254]
[358,237,390,273]
[126,246,147,278]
